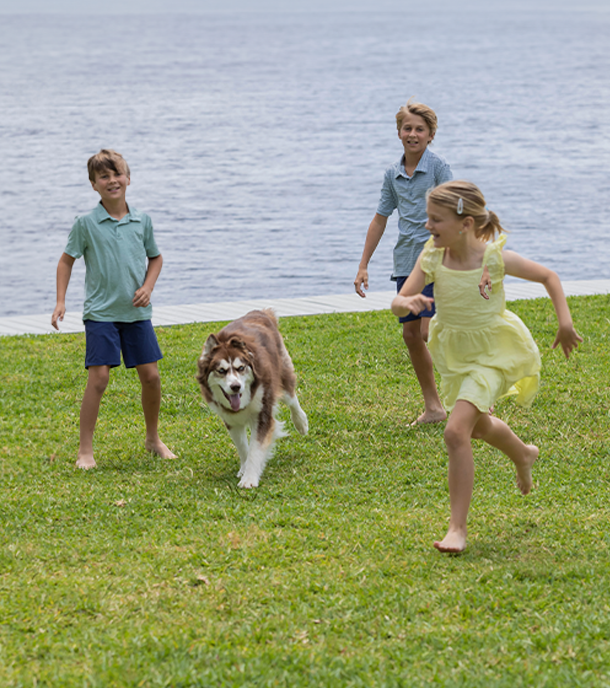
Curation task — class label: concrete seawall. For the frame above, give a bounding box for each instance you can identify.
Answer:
[1,280,609,337]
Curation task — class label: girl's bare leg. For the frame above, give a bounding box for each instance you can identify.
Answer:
[435,401,538,553]
[402,319,446,424]
[77,365,110,469]
[434,400,481,552]
[137,362,176,459]
[471,412,538,494]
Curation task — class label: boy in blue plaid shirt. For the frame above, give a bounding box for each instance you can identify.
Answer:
[355,100,452,425]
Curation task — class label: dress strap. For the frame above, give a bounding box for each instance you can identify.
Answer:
[483,234,507,288]
[420,236,443,285]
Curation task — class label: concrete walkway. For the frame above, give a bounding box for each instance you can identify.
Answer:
[1,279,609,337]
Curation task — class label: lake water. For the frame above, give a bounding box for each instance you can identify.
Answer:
[1,10,609,319]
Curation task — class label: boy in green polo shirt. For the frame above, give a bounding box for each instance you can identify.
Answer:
[51,149,176,469]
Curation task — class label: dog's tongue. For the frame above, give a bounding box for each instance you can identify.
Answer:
[229,394,241,412]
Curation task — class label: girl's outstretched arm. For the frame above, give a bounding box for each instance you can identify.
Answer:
[391,257,431,318]
[503,250,583,358]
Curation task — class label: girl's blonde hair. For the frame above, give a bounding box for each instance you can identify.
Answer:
[395,98,438,138]
[427,180,506,242]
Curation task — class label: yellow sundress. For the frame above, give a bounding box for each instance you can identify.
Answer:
[421,235,541,413]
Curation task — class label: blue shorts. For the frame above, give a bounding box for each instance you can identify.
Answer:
[395,276,436,323]
[84,320,163,369]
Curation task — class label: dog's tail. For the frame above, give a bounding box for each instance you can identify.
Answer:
[259,307,278,327]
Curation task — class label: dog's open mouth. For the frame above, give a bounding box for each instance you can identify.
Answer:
[223,390,241,412]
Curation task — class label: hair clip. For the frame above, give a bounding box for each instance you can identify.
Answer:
[457,198,464,215]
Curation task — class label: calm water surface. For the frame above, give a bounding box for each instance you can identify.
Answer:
[1,11,609,318]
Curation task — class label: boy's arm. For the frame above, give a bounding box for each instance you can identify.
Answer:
[390,257,430,318]
[354,214,388,297]
[51,253,76,330]
[503,250,583,358]
[133,254,163,308]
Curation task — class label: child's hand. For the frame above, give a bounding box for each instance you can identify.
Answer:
[133,286,153,308]
[479,265,492,300]
[391,294,434,318]
[51,304,65,330]
[552,324,583,359]
[354,267,369,298]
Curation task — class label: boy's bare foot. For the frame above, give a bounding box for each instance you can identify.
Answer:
[515,444,538,495]
[145,438,177,459]
[76,452,97,469]
[433,527,467,553]
[411,408,447,426]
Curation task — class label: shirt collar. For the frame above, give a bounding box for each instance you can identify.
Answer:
[396,147,432,178]
[94,201,141,223]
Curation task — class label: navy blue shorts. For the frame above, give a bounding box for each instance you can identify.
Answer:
[84,320,163,369]
[395,276,436,323]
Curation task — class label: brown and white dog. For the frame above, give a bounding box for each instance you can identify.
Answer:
[196,309,308,488]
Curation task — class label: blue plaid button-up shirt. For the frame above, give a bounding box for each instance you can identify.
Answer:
[377,147,452,278]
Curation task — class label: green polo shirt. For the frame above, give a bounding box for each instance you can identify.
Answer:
[65,202,160,322]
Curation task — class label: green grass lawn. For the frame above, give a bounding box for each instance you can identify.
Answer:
[1,295,609,687]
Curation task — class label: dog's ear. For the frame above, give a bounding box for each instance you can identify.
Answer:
[202,333,220,360]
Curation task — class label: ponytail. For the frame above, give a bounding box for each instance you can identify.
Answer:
[476,209,505,242]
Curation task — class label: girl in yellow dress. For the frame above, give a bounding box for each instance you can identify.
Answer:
[391,180,582,553]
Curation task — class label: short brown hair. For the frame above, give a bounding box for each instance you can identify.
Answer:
[395,98,438,138]
[87,149,130,182]
[427,180,506,242]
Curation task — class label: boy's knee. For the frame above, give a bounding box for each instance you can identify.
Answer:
[139,366,160,389]
[92,379,109,396]
[88,367,110,394]
[402,324,424,348]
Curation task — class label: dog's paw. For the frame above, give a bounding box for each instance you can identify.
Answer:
[237,467,245,478]
[293,411,309,436]
[238,475,259,489]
